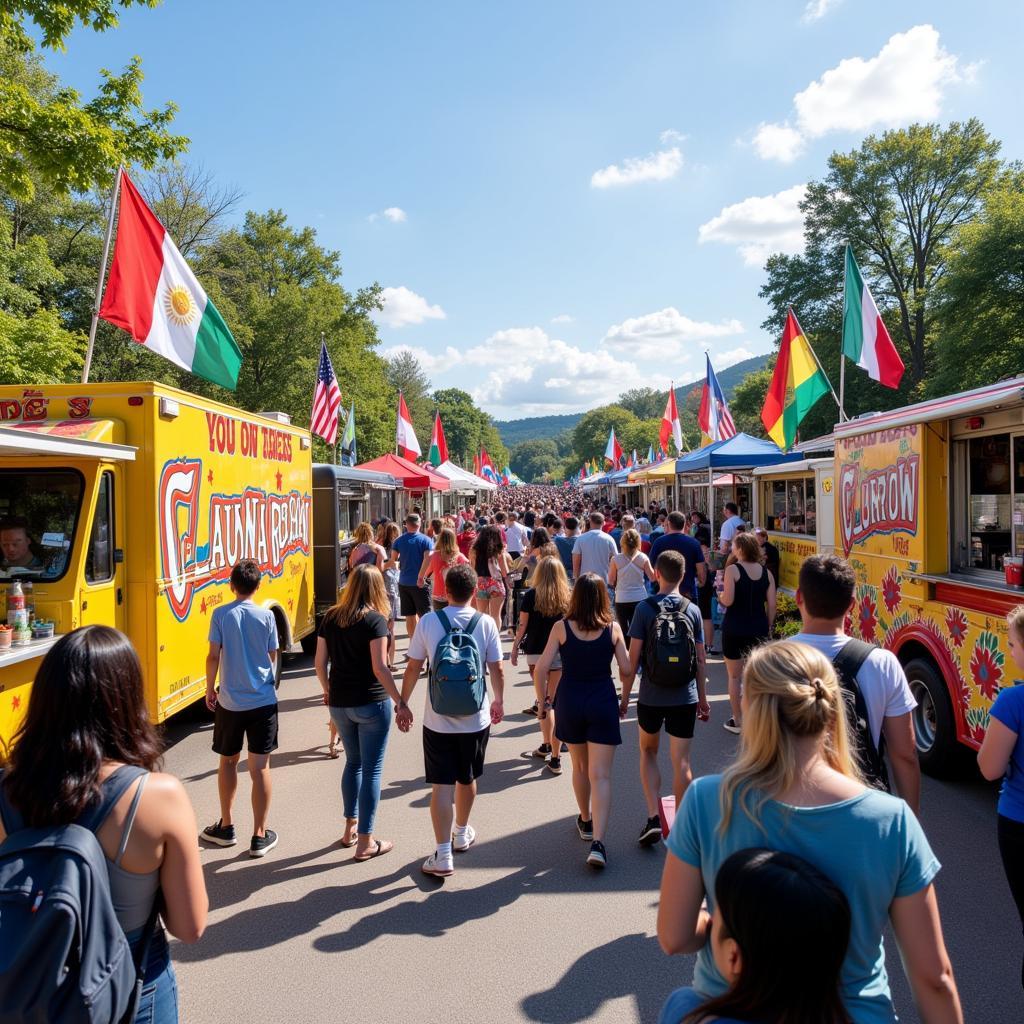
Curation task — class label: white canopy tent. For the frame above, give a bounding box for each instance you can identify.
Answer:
[433,460,497,493]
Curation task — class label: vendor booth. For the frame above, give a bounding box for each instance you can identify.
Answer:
[433,459,497,510]
[355,452,450,520]
[628,458,677,511]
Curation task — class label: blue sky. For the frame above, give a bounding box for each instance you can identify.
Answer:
[48,0,1024,419]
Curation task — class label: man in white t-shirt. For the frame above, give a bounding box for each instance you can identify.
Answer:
[504,511,529,560]
[397,563,505,878]
[791,553,920,813]
[718,501,746,555]
[572,512,618,583]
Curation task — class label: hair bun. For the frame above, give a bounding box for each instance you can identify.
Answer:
[810,677,826,701]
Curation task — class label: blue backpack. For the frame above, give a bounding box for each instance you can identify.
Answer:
[0,765,158,1024]
[429,609,487,716]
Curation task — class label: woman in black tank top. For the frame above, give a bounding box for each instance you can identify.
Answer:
[718,532,776,734]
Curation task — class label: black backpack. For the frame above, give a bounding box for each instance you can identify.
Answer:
[642,595,698,688]
[832,640,891,791]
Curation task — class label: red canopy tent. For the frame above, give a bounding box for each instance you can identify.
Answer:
[355,453,450,492]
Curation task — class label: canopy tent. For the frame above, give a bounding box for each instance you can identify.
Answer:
[628,458,676,483]
[433,460,497,492]
[355,453,449,491]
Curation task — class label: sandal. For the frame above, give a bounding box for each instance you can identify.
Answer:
[340,821,358,848]
[354,838,393,861]
[328,740,340,759]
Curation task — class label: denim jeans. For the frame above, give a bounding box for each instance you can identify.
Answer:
[131,928,178,1024]
[329,699,392,834]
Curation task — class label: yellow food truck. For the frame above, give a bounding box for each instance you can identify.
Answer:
[0,382,316,756]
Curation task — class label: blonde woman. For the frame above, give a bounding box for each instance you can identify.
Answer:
[608,528,655,637]
[717,531,776,734]
[511,556,571,775]
[377,521,401,667]
[658,640,962,1024]
[315,565,403,861]
[349,521,385,570]
[418,527,469,612]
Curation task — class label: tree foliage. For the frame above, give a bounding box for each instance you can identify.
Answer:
[510,438,559,482]
[432,387,508,470]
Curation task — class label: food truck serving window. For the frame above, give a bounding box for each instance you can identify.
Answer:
[762,477,816,535]
[0,469,83,581]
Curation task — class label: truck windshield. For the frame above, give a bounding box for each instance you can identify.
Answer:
[0,469,83,581]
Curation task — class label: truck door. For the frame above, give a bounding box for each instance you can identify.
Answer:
[79,467,126,633]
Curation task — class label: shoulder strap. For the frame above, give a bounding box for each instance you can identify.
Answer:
[78,764,148,833]
[833,639,875,686]
[466,612,483,636]
[644,595,661,614]
[435,608,452,636]
[115,774,148,866]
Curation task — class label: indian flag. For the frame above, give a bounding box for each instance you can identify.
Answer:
[99,170,242,389]
[842,246,905,389]
[761,309,830,451]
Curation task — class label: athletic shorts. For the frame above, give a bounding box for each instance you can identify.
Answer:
[423,725,490,785]
[721,631,768,661]
[399,583,431,617]
[697,583,714,620]
[526,652,562,671]
[212,702,279,757]
[476,576,506,600]
[554,679,621,746]
[636,702,697,739]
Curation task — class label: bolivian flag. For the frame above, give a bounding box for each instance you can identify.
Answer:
[761,309,830,451]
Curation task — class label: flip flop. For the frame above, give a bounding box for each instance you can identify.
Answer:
[354,839,393,861]
[340,836,357,848]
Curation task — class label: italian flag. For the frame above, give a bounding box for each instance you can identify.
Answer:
[99,170,242,389]
[427,411,449,467]
[395,393,421,459]
[761,309,830,451]
[842,246,905,389]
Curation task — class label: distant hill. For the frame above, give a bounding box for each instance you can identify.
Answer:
[494,353,770,447]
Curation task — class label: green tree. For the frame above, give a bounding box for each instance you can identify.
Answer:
[617,387,665,421]
[930,174,1024,396]
[729,367,774,439]
[386,349,433,446]
[1,4,188,202]
[510,438,559,482]
[431,387,506,469]
[571,405,639,465]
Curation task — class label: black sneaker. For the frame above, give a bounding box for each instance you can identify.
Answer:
[523,701,539,716]
[638,816,662,846]
[546,756,563,776]
[527,743,552,760]
[723,718,741,735]
[576,815,594,841]
[201,820,237,847]
[587,840,607,869]
[249,829,279,858]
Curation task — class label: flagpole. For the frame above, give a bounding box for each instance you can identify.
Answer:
[81,164,123,384]
[838,244,850,421]
[790,307,845,421]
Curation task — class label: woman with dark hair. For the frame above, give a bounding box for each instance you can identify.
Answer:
[377,520,401,667]
[471,524,511,630]
[659,848,852,1024]
[0,626,208,1024]
[533,573,633,870]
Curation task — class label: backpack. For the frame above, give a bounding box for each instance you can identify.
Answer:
[832,639,891,791]
[642,595,698,689]
[0,765,158,1024]
[429,609,487,716]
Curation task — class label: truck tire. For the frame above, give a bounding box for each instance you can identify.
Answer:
[903,657,967,778]
[273,620,286,690]
[300,631,318,657]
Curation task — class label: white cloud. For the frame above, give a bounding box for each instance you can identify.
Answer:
[802,0,841,22]
[659,128,687,145]
[369,206,407,223]
[698,184,807,266]
[752,122,805,163]
[591,147,683,188]
[551,313,574,324]
[715,347,758,368]
[601,308,744,362]
[755,26,972,161]
[374,286,446,328]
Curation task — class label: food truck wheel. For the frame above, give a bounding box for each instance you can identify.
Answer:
[300,631,318,657]
[904,657,962,776]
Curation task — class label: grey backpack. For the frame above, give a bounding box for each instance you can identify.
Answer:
[0,765,158,1024]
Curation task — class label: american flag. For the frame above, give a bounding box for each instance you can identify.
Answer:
[311,341,342,444]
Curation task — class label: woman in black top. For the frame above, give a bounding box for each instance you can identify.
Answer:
[511,556,571,774]
[315,564,403,861]
[717,532,776,735]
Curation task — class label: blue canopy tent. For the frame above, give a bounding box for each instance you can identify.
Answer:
[674,433,802,541]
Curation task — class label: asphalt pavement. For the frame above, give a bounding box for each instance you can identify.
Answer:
[160,628,1022,1024]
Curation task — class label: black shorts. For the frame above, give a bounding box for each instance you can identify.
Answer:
[423,725,490,785]
[721,631,767,661]
[212,703,279,757]
[399,583,431,616]
[636,702,697,739]
[697,583,713,620]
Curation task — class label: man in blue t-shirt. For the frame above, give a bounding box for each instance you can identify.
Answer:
[202,559,280,858]
[648,511,706,599]
[390,513,434,643]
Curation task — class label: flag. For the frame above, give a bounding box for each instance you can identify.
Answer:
[646,444,655,464]
[480,447,498,482]
[631,449,638,468]
[473,453,481,477]
[659,385,684,454]
[310,341,343,445]
[843,245,905,389]
[99,170,242,389]
[427,411,449,467]
[604,428,623,466]
[761,309,831,451]
[339,401,356,465]
[395,393,421,459]
[698,354,737,445]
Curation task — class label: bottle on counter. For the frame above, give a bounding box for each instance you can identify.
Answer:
[23,579,34,622]
[7,580,27,630]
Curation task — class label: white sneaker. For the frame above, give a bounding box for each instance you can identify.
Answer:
[452,825,476,852]
[421,851,455,877]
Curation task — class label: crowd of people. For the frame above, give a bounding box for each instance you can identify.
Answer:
[6,482,1024,1023]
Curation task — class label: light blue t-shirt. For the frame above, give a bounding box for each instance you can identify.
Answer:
[990,681,1024,822]
[659,987,747,1024]
[209,599,278,711]
[667,775,940,1024]
[393,530,433,586]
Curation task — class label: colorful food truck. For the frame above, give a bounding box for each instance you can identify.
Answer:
[0,382,316,756]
